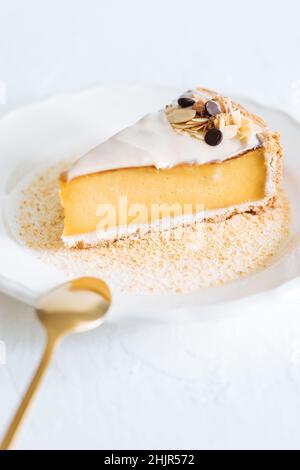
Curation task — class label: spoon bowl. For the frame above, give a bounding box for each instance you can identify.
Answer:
[37,277,111,335]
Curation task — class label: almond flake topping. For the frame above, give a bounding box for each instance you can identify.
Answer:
[166,107,196,124]
[165,89,258,144]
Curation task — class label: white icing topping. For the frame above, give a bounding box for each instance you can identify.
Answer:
[67,106,261,182]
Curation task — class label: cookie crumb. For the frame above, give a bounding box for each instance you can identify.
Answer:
[16,162,290,294]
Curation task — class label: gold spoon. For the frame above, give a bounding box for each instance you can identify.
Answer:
[0,276,111,451]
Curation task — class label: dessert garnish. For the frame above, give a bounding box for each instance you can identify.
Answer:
[204,128,223,146]
[178,96,196,108]
[166,88,258,146]
[204,100,221,117]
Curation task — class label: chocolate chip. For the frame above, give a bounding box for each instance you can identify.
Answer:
[204,100,221,117]
[178,96,195,108]
[205,128,223,146]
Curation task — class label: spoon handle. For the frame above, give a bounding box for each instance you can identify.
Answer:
[0,333,59,450]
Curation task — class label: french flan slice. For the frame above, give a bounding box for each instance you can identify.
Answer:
[59,87,283,248]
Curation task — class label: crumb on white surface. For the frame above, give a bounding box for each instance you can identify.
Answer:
[17,162,290,294]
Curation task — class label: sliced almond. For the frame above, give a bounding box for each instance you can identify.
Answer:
[222,124,238,139]
[194,127,209,132]
[192,98,206,112]
[165,105,177,115]
[238,124,254,143]
[172,121,200,129]
[216,96,232,114]
[214,113,231,129]
[191,117,209,123]
[215,115,225,130]
[166,107,196,124]
[231,109,241,127]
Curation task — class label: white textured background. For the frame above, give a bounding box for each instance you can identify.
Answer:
[1,0,300,450]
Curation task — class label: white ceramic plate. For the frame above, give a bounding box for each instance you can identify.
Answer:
[0,84,299,320]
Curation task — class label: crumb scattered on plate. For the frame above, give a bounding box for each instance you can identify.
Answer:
[16,162,290,294]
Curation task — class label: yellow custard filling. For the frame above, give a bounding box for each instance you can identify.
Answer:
[60,147,267,236]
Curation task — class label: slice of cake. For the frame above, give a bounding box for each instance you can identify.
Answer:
[59,87,283,248]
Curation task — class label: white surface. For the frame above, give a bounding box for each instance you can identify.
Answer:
[2,292,300,451]
[1,0,300,450]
